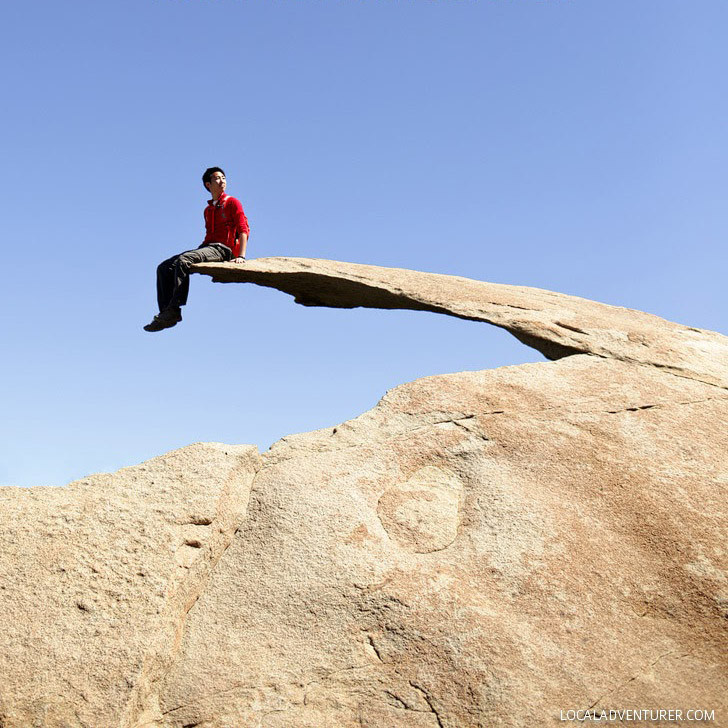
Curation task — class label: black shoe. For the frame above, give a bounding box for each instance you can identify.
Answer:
[143,308,182,332]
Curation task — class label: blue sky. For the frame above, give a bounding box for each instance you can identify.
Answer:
[1,0,726,486]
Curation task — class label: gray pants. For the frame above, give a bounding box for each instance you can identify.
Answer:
[156,243,231,312]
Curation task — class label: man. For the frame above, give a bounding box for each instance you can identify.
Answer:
[144,167,250,332]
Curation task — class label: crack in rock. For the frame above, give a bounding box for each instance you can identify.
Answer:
[409,681,445,728]
[125,450,261,728]
[161,682,259,717]
[584,650,691,711]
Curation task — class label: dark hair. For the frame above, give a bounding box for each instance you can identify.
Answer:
[202,166,226,190]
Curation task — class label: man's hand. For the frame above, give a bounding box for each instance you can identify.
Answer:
[233,256,246,264]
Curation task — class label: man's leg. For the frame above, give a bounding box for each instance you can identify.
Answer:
[166,244,230,311]
[145,244,231,332]
[156,253,183,313]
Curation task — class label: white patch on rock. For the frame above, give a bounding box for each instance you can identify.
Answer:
[376,466,464,553]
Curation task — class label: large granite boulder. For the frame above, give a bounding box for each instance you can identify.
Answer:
[0,444,260,727]
[157,356,727,728]
[1,259,726,727]
[195,257,728,388]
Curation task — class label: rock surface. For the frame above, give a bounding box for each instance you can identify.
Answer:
[195,257,728,388]
[157,356,728,728]
[0,444,260,727]
[1,260,726,727]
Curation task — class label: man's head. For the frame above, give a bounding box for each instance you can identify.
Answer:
[202,167,226,198]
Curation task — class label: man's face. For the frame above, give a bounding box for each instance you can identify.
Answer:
[206,171,226,197]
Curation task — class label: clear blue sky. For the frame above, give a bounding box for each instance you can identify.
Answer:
[1,0,726,486]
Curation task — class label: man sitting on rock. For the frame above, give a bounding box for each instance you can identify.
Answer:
[144,166,250,332]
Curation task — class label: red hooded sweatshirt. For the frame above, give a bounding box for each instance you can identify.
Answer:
[202,192,250,258]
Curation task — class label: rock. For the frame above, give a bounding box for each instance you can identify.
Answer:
[194,257,728,388]
[1,260,726,727]
[157,356,728,728]
[0,444,260,727]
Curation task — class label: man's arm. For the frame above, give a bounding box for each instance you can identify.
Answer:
[231,197,250,262]
[235,232,248,261]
